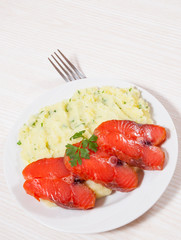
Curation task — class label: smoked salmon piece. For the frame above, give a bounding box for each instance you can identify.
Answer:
[94,120,166,146]
[23,158,96,210]
[64,147,139,192]
[23,157,70,180]
[94,120,166,170]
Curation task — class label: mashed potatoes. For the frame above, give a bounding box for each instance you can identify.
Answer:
[19,86,152,198]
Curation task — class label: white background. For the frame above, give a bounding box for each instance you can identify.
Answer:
[0,0,181,239]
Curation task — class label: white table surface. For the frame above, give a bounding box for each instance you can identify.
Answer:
[0,0,181,239]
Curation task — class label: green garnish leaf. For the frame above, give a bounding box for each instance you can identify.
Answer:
[65,104,69,112]
[66,145,78,155]
[82,139,88,148]
[65,143,73,148]
[70,159,77,167]
[138,104,142,109]
[41,123,43,127]
[69,152,82,167]
[77,155,82,165]
[70,130,85,140]
[123,101,126,104]
[89,141,98,152]
[32,121,36,126]
[129,88,132,92]
[17,140,22,145]
[66,130,98,167]
[80,148,90,159]
[89,134,98,142]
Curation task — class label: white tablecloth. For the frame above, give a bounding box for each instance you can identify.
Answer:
[0,1,181,239]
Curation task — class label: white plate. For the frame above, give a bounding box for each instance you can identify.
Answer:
[3,78,178,233]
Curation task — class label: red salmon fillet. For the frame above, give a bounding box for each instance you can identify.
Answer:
[94,120,166,170]
[23,158,96,210]
[94,120,166,146]
[23,158,70,180]
[64,147,139,192]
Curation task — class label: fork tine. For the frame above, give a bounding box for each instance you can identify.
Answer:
[54,52,77,80]
[51,55,74,81]
[57,50,85,79]
[48,58,69,82]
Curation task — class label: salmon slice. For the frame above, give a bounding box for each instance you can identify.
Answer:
[94,120,166,146]
[94,120,166,170]
[24,179,72,205]
[23,157,96,209]
[64,147,139,192]
[23,158,70,180]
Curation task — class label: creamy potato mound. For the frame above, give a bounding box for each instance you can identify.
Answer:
[19,86,152,198]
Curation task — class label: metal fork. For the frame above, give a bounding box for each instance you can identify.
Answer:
[48,50,86,82]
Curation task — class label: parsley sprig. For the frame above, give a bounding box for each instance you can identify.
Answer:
[65,130,98,167]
